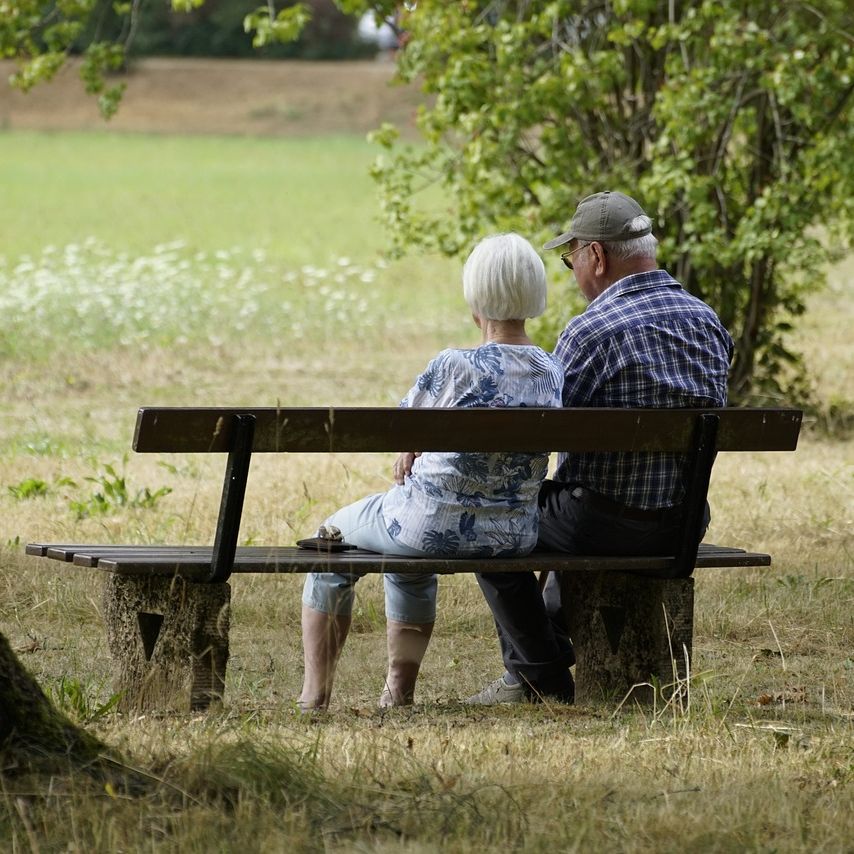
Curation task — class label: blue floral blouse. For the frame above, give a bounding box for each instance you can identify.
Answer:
[381,343,563,557]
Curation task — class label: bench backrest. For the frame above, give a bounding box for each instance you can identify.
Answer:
[131,407,802,583]
[134,407,802,454]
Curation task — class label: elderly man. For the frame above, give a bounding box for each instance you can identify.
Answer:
[468,191,734,705]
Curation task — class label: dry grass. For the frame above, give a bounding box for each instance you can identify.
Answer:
[1,291,851,849]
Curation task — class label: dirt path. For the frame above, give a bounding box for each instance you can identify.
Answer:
[0,57,423,136]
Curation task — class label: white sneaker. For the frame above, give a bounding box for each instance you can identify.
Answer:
[464,675,526,705]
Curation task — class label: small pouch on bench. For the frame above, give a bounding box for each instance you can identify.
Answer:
[296,537,357,553]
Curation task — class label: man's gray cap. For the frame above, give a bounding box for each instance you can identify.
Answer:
[543,191,653,250]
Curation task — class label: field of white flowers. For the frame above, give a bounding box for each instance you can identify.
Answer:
[0,240,390,356]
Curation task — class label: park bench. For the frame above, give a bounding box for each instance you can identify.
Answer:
[27,406,802,711]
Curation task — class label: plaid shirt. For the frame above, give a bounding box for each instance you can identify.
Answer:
[553,269,734,509]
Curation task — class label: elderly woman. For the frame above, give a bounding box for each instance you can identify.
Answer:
[299,233,563,711]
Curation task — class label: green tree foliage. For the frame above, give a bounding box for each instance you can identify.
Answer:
[1,0,129,116]
[366,1,854,401]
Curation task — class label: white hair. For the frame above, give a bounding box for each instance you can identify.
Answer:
[602,215,659,260]
[462,232,547,320]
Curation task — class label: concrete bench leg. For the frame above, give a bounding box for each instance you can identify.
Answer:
[102,574,230,712]
[560,572,694,706]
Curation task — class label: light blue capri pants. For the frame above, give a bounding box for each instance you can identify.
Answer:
[301,493,438,624]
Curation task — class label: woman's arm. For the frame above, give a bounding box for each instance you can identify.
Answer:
[392,350,453,483]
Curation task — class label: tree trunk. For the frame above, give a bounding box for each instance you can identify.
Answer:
[0,630,112,771]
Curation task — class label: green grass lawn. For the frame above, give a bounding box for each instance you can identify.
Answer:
[0,129,851,852]
[1,131,393,262]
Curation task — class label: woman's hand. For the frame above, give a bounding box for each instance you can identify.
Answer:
[393,452,421,485]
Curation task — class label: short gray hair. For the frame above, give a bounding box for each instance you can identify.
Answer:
[602,215,659,260]
[463,232,547,320]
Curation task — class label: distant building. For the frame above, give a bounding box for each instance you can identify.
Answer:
[357,12,399,52]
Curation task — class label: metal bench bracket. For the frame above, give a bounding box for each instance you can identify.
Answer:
[210,413,255,582]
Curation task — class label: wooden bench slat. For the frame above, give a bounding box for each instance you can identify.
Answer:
[55,546,207,562]
[26,543,59,556]
[67,546,303,567]
[26,543,211,562]
[66,547,297,567]
[132,407,803,454]
[71,548,213,567]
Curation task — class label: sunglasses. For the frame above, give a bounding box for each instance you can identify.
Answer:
[559,242,592,270]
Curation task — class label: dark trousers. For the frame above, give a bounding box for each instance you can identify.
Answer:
[476,481,709,689]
